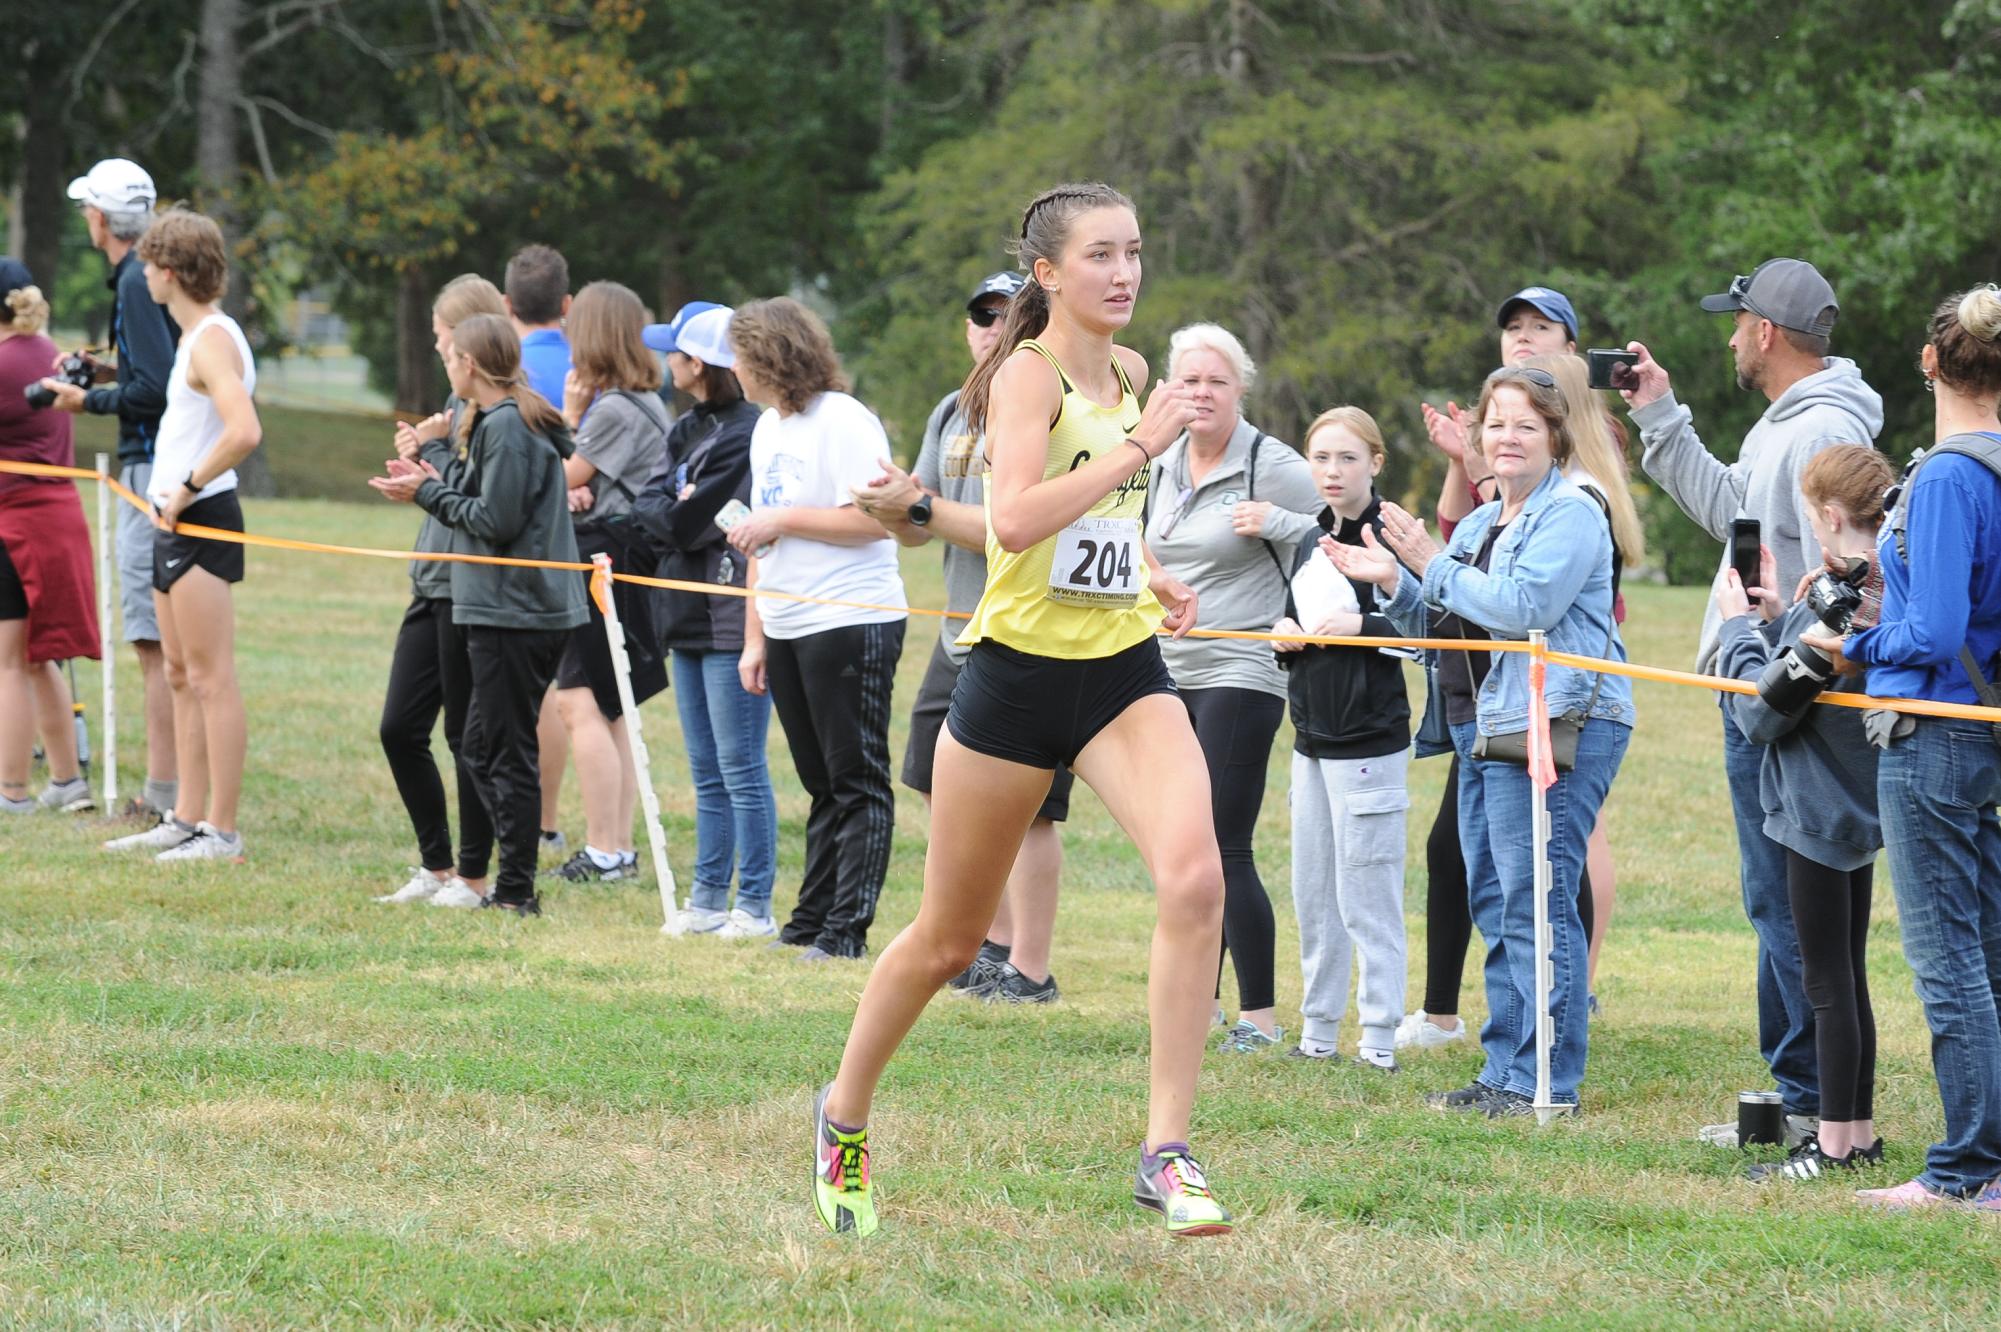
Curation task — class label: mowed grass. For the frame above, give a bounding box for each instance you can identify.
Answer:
[2,495,1998,1331]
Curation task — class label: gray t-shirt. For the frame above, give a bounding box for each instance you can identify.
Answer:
[1144,418,1321,696]
[913,390,988,664]
[576,389,673,525]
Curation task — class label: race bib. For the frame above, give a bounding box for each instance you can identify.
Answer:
[1046,516,1141,608]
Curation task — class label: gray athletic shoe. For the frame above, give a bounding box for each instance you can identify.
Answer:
[104,816,199,853]
[155,821,245,863]
[37,777,96,814]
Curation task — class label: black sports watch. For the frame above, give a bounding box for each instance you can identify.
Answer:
[182,475,203,495]
[907,494,934,527]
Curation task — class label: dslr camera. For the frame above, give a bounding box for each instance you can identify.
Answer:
[1755,557,1869,715]
[25,352,99,410]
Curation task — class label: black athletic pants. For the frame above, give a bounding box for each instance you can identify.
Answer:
[1422,754,1594,1016]
[767,620,904,958]
[1787,849,1876,1123]
[462,625,567,906]
[380,597,494,880]
[1183,686,1286,1014]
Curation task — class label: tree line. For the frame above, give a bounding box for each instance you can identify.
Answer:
[10,0,1999,577]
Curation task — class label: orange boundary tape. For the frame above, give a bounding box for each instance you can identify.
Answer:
[13,458,2000,724]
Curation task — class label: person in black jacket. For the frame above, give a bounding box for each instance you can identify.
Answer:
[633,304,779,936]
[1270,407,1413,1069]
[42,159,180,822]
[371,315,586,915]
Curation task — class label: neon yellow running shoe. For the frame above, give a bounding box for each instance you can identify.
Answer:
[813,1083,878,1236]
[1133,1143,1233,1237]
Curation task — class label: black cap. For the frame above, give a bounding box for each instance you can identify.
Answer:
[1699,258,1839,337]
[0,256,33,298]
[966,271,1026,311]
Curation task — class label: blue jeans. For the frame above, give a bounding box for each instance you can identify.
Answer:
[1880,717,2001,1196]
[1722,702,1821,1116]
[672,649,777,917]
[1452,718,1630,1103]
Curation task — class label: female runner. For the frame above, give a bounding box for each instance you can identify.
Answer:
[810,181,1233,1238]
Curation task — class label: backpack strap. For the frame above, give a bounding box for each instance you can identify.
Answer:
[1889,432,2001,561]
[1243,430,1290,583]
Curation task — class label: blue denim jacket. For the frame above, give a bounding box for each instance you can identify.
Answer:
[1382,467,1635,737]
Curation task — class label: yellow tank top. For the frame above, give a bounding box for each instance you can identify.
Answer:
[957,339,1163,659]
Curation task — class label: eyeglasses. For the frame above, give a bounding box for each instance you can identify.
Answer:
[1486,366,1556,388]
[967,307,1004,328]
[1156,484,1197,539]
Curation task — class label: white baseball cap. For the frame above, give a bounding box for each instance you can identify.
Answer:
[67,159,156,213]
[676,306,735,369]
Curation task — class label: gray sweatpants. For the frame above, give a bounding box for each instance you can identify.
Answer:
[1291,748,1411,1051]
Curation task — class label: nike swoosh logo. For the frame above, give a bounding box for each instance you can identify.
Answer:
[165,558,182,568]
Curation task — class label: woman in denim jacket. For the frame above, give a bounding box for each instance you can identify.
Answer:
[1331,366,1634,1113]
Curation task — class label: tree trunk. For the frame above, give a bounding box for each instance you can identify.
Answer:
[198,0,278,494]
[394,263,436,415]
[18,102,67,317]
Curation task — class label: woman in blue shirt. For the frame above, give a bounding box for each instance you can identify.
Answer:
[1817,286,2001,1210]
[1332,366,1634,1113]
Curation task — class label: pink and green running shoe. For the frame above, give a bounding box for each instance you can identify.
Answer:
[812,1083,878,1236]
[1133,1143,1233,1237]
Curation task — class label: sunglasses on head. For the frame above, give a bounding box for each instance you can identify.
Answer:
[967,306,1004,329]
[1486,366,1556,388]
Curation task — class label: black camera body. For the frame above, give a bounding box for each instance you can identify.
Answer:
[25,353,96,410]
[1755,559,1868,715]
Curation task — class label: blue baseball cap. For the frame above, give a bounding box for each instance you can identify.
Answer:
[967,271,1026,311]
[1495,286,1579,342]
[643,300,724,354]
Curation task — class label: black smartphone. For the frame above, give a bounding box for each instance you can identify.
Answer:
[1586,348,1639,390]
[1729,517,1762,591]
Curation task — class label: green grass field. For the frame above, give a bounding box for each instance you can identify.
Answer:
[3,495,1997,1330]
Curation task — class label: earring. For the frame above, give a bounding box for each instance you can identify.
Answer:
[1923,371,1936,394]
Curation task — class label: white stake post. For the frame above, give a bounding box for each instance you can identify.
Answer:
[96,454,117,809]
[1529,629,1557,1124]
[591,554,684,934]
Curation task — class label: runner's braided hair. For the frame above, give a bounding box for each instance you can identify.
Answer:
[959,181,1136,433]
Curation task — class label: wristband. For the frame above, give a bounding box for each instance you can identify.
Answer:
[1124,436,1155,465]
[182,475,203,495]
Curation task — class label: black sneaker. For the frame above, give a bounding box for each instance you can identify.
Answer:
[1426,1083,1498,1113]
[541,850,627,883]
[479,895,541,917]
[1482,1091,1580,1120]
[1747,1135,1873,1183]
[984,963,1059,1005]
[949,939,1009,994]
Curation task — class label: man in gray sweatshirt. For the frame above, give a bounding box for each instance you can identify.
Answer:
[1618,258,1884,1146]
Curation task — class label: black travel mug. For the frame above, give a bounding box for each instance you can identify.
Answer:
[1737,1090,1783,1147]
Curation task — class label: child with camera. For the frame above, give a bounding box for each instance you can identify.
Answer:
[1714,443,1894,1182]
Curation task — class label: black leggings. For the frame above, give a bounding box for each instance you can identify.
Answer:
[462,626,567,905]
[1421,754,1594,1017]
[1182,687,1286,1014]
[380,597,493,880]
[1787,849,1876,1123]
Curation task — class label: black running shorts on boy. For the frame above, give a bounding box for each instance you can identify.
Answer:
[905,637,1074,816]
[945,635,1177,772]
[152,491,246,592]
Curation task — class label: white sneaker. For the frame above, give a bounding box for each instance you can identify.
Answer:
[156,821,245,863]
[1392,1011,1468,1050]
[1699,1113,1820,1150]
[717,908,777,939]
[38,778,96,813]
[377,868,450,904]
[104,816,199,853]
[681,906,728,934]
[429,879,487,909]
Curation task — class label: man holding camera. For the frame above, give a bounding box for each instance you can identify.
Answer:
[39,159,181,823]
[1618,258,1884,1148]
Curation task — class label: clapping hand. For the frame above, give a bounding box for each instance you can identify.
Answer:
[1321,531,1400,594]
[368,456,440,504]
[852,457,923,522]
[1421,401,1470,462]
[1375,502,1441,578]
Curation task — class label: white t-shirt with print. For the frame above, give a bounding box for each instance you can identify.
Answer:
[748,390,907,639]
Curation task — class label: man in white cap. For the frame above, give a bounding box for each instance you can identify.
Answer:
[40,158,182,824]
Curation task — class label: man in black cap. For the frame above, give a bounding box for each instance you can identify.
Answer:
[851,270,1070,1005]
[1619,258,1885,1148]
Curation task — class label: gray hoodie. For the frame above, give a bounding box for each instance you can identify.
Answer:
[1633,357,1883,672]
[1716,603,1881,872]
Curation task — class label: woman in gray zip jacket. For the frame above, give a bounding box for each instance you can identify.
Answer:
[373,313,586,915]
[1716,444,1893,1183]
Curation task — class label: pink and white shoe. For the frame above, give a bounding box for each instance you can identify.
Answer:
[1855,1178,1951,1210]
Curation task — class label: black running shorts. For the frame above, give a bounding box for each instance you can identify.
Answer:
[904,636,1073,819]
[945,635,1177,772]
[153,490,246,592]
